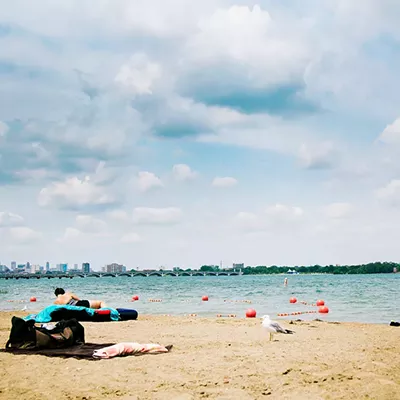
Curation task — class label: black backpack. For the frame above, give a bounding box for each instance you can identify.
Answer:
[6,316,85,350]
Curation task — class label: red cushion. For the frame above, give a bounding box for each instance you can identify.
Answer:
[95,309,111,315]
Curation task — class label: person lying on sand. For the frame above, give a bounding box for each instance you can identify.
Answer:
[54,288,106,309]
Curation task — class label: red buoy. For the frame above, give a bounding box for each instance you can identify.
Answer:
[245,308,257,318]
[289,297,297,304]
[318,306,329,314]
[202,296,209,301]
[316,299,325,306]
[132,295,139,301]
[30,297,37,302]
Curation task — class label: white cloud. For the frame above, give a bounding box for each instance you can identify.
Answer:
[107,209,130,222]
[9,227,41,244]
[212,176,238,188]
[234,204,304,233]
[121,232,142,243]
[133,207,182,225]
[265,204,304,220]
[0,121,9,137]
[59,227,82,242]
[377,118,400,145]
[75,215,107,233]
[58,214,110,243]
[136,171,164,193]
[31,142,51,161]
[376,180,400,205]
[233,212,264,232]
[298,142,338,170]
[0,0,218,40]
[115,53,161,95]
[323,202,352,219]
[14,169,54,182]
[172,164,197,181]
[38,176,115,209]
[187,5,310,87]
[18,92,146,158]
[198,116,313,158]
[0,212,24,227]
[325,1,400,41]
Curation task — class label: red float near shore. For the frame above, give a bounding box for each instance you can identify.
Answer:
[246,308,257,318]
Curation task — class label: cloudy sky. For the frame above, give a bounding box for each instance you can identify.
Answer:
[1,1,400,270]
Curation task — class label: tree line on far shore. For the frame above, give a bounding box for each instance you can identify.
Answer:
[198,261,398,275]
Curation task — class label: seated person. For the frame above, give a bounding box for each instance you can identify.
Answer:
[54,288,106,309]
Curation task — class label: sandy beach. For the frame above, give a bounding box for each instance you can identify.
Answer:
[0,312,399,400]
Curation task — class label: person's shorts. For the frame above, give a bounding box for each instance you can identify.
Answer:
[75,300,90,308]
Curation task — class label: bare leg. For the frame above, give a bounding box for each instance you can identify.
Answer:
[89,300,107,309]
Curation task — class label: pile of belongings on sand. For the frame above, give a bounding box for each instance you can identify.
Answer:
[1,316,172,360]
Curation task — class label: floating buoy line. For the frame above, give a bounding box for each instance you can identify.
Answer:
[13,294,331,318]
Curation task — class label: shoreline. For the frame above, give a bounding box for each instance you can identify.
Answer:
[0,310,394,325]
[0,312,399,399]
[0,309,395,325]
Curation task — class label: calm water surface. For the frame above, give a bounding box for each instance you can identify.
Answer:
[0,274,398,323]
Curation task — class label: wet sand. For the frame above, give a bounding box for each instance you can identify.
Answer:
[0,312,399,400]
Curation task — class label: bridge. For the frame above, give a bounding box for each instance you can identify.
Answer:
[0,271,242,279]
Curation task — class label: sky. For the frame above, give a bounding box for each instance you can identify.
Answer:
[1,1,400,270]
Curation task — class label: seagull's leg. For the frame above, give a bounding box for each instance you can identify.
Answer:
[269,332,272,341]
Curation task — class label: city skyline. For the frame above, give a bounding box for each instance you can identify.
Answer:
[0,260,245,273]
[0,261,234,272]
[0,261,94,273]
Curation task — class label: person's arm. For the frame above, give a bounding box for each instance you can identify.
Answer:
[68,292,80,300]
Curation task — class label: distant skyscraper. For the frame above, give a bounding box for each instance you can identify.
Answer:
[106,263,125,274]
[82,263,90,274]
[45,262,50,272]
[11,261,16,271]
[31,264,40,273]
[60,263,68,273]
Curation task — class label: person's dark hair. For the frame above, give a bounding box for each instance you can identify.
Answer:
[54,288,65,296]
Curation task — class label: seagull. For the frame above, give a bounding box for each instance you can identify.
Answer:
[261,315,294,341]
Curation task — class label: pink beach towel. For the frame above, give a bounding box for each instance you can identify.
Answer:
[92,342,170,359]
